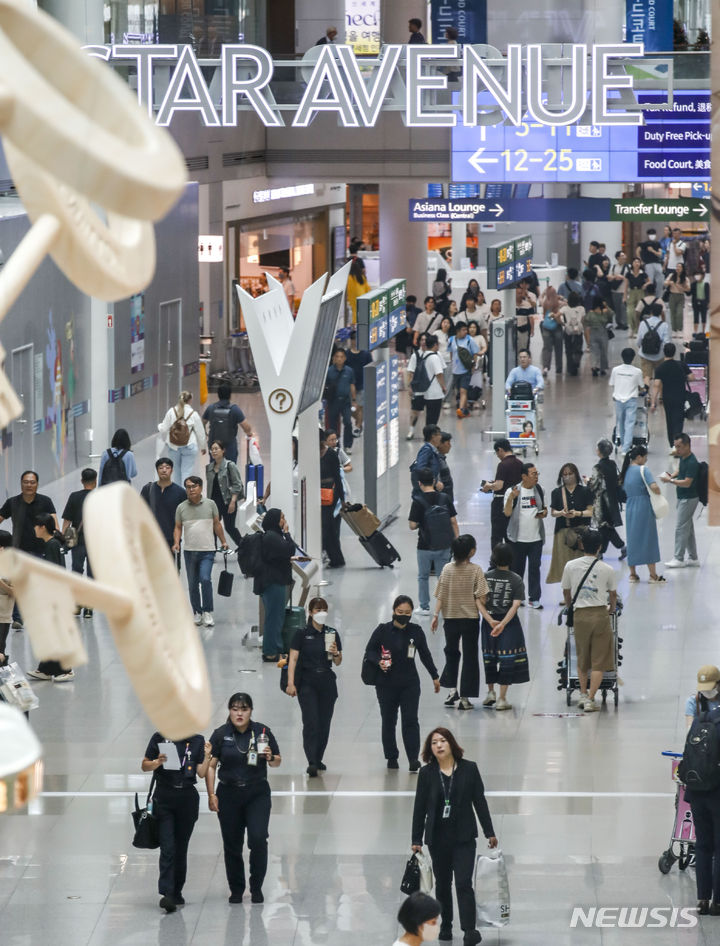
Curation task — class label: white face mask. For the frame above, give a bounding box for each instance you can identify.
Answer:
[421,922,440,942]
[702,688,719,701]
[313,611,328,625]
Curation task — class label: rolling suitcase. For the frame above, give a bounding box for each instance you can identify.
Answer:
[281,605,306,653]
[341,503,381,538]
[359,530,401,568]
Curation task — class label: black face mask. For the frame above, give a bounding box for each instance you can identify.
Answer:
[393,614,411,626]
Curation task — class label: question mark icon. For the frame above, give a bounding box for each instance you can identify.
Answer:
[269,388,293,414]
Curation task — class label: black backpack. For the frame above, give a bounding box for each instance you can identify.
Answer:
[420,495,454,551]
[101,449,129,485]
[677,708,720,792]
[696,461,709,506]
[209,405,235,447]
[639,316,662,356]
[410,353,431,394]
[237,532,264,578]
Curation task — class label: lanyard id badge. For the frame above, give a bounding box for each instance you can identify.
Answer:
[442,802,451,819]
[407,639,416,659]
[439,763,455,818]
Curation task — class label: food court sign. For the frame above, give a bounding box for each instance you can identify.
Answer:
[84,42,656,128]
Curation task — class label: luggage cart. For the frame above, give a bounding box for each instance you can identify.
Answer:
[556,602,623,707]
[658,751,695,874]
[506,381,539,457]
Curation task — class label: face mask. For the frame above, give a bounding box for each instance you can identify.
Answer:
[703,688,719,701]
[394,614,411,626]
[313,611,328,625]
[562,475,576,486]
[421,923,440,942]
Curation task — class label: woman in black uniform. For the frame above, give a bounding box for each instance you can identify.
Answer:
[411,727,498,946]
[286,596,342,777]
[206,693,281,904]
[141,731,211,912]
[363,595,440,772]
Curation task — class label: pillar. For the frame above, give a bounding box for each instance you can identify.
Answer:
[379,182,427,300]
[38,0,104,43]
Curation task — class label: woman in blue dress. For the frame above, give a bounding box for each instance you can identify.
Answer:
[618,445,665,583]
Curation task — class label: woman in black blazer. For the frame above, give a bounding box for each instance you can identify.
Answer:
[363,595,440,771]
[411,727,498,946]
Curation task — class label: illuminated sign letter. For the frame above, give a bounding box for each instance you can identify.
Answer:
[592,43,643,126]
[463,45,522,127]
[222,45,283,127]
[156,45,219,126]
[113,45,178,119]
[294,45,358,127]
[527,45,588,126]
[406,46,458,126]
[335,44,402,126]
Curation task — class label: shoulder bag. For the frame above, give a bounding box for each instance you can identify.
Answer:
[132,771,160,849]
[639,464,669,519]
[565,559,597,628]
[562,487,581,549]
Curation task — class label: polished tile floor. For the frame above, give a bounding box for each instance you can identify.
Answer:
[1,327,717,945]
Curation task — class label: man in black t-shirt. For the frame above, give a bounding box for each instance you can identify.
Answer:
[637,228,664,296]
[0,470,58,628]
[202,383,254,465]
[480,438,524,551]
[141,458,187,564]
[409,469,459,615]
[61,468,97,614]
[652,342,695,446]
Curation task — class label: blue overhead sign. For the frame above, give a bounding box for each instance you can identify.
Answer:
[626,0,673,53]
[431,0,487,43]
[452,90,710,183]
[409,196,709,223]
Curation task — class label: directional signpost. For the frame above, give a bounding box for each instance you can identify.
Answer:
[609,198,710,221]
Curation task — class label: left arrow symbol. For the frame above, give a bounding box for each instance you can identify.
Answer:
[468,147,499,175]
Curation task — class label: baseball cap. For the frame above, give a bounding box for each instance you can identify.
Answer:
[696,665,720,692]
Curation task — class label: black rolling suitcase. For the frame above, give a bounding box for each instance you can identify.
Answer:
[359,530,401,568]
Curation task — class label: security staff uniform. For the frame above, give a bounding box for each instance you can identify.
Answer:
[364,621,438,764]
[209,720,280,898]
[145,732,205,901]
[291,622,342,768]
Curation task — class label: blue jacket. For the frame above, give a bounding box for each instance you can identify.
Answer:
[410,442,441,490]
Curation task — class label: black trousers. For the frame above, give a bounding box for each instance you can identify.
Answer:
[297,671,338,764]
[216,780,272,895]
[429,838,477,932]
[490,498,508,553]
[689,792,720,902]
[321,505,345,567]
[0,622,8,655]
[425,398,443,426]
[439,618,480,697]
[564,335,583,376]
[70,543,93,579]
[599,525,624,554]
[664,399,686,447]
[375,681,421,762]
[215,498,243,548]
[327,397,353,449]
[510,539,543,603]
[154,786,199,897]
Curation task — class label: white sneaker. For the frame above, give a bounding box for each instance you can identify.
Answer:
[414,606,431,616]
[686,558,700,568]
[583,698,599,713]
[405,428,415,440]
[193,613,203,625]
[495,698,512,711]
[26,669,53,681]
[53,671,75,682]
[664,558,686,568]
[482,691,497,706]
[458,697,473,711]
[202,612,215,627]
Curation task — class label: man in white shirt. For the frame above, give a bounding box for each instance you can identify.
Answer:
[561,530,617,712]
[173,476,229,626]
[609,348,645,454]
[503,462,547,609]
[637,301,672,382]
[412,297,439,347]
[505,349,544,395]
[665,228,687,270]
[406,334,446,437]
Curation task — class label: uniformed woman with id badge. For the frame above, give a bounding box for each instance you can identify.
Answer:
[206,693,281,904]
[141,730,211,912]
[410,728,498,946]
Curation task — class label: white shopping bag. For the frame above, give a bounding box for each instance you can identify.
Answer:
[415,850,434,894]
[248,437,262,466]
[474,849,510,927]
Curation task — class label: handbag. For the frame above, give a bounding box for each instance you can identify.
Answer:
[474,849,510,928]
[361,656,380,686]
[639,464,669,519]
[606,326,615,340]
[131,772,160,849]
[217,552,234,597]
[320,487,335,507]
[400,853,422,894]
[562,488,581,549]
[565,559,598,629]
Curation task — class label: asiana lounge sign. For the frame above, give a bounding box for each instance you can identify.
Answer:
[86,42,656,129]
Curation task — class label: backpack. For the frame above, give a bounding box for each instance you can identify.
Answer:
[209,405,235,447]
[696,460,709,506]
[582,283,601,313]
[410,353,431,394]
[456,341,474,371]
[420,495,454,551]
[640,317,662,356]
[100,449,129,485]
[677,708,720,792]
[236,532,264,578]
[168,407,191,446]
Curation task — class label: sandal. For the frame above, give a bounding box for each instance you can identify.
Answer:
[649,575,666,583]
[628,574,640,582]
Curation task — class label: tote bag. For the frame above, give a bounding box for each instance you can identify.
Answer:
[639,464,669,520]
[474,849,510,928]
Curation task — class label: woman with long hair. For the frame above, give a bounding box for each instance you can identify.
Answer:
[98,427,138,485]
[432,268,452,316]
[206,440,244,548]
[158,391,207,487]
[411,728,498,945]
[546,462,593,584]
[539,284,564,375]
[346,257,371,322]
[619,446,665,582]
[560,291,585,376]
[588,438,626,558]
[664,262,690,336]
[459,278,480,312]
